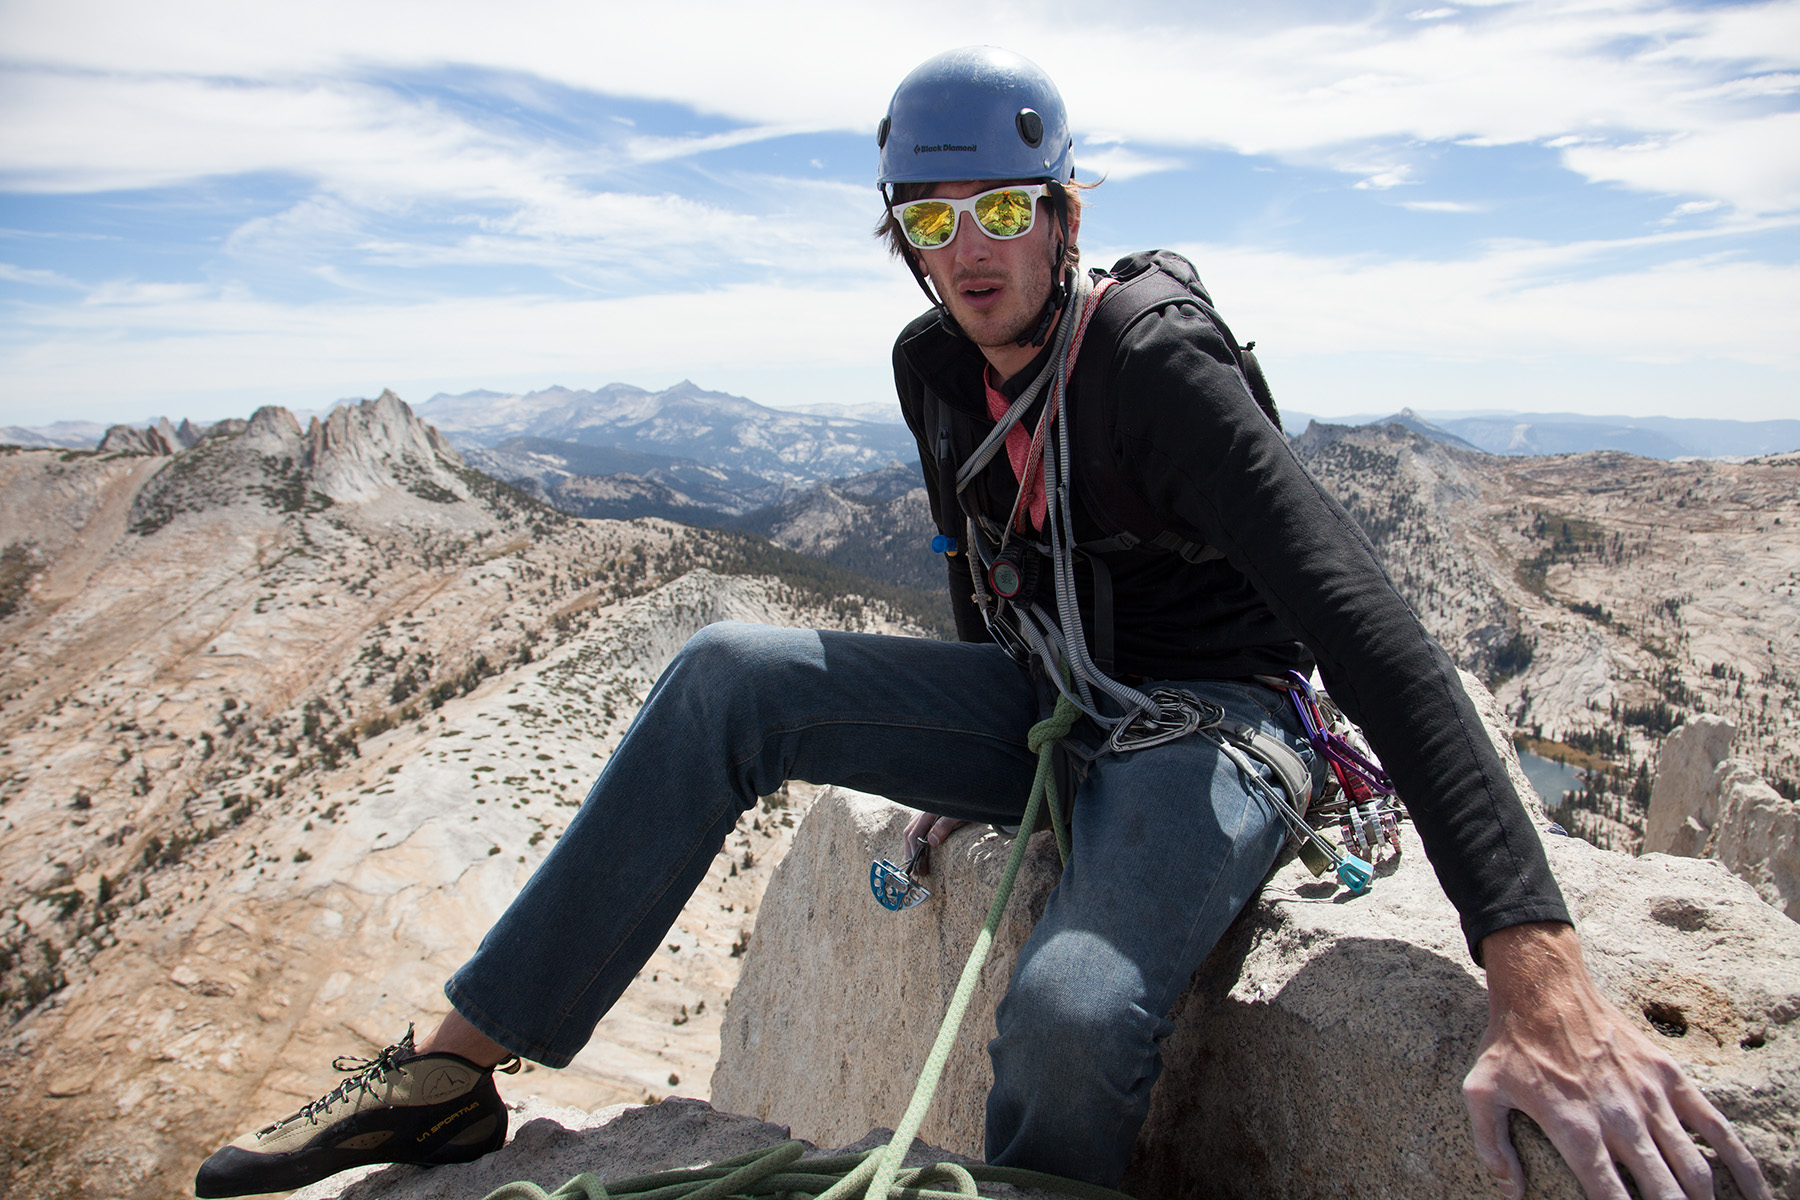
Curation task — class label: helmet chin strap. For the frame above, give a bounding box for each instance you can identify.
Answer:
[1019,191,1075,349]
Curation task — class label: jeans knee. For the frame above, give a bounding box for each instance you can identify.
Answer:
[671,620,753,675]
[993,932,1164,1082]
[666,622,819,692]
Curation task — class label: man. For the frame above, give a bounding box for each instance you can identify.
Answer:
[197,46,1770,1200]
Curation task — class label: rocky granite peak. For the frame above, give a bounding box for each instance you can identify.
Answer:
[1647,715,1800,919]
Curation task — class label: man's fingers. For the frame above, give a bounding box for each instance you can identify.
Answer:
[1609,1102,1700,1200]
[1537,1108,1633,1200]
[928,816,966,846]
[1639,1098,1715,1200]
[1666,1078,1773,1200]
[1464,1074,1525,1199]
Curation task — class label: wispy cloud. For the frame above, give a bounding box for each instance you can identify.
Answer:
[1144,233,1800,369]
[625,125,811,164]
[0,262,83,288]
[6,1,1796,209]
[1075,144,1185,183]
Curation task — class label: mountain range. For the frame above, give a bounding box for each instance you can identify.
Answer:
[0,391,944,1198]
[1288,407,1800,460]
[414,381,919,485]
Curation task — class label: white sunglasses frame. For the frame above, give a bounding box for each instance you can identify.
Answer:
[890,184,1049,249]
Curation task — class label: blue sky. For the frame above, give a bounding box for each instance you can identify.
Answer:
[1,0,1796,428]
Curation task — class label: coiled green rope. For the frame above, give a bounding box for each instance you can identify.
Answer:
[483,694,1124,1200]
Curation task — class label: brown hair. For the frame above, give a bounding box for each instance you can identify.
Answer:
[874,180,1091,274]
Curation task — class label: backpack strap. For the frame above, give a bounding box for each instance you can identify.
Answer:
[1070,252,1260,566]
[1066,252,1278,677]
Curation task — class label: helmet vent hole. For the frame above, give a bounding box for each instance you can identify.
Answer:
[877,116,891,150]
[1016,108,1043,147]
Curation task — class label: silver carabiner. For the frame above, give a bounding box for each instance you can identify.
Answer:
[1106,687,1224,755]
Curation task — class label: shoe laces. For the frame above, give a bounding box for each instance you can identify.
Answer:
[262,1025,420,1133]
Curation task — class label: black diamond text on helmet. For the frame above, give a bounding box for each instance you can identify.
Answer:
[914,144,978,155]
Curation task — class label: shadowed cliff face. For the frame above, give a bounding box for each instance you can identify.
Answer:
[1293,425,1800,849]
[0,399,928,1200]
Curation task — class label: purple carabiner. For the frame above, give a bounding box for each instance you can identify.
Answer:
[1282,670,1396,797]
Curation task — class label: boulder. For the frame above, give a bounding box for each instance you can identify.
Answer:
[1646,715,1800,919]
[286,1096,1063,1200]
[714,681,1800,1199]
[1646,715,1741,855]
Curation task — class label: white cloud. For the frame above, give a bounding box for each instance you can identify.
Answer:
[1353,169,1414,191]
[625,125,810,164]
[4,0,1797,213]
[0,69,577,201]
[1074,145,1185,183]
[1562,110,1800,215]
[1136,235,1800,371]
[0,262,82,288]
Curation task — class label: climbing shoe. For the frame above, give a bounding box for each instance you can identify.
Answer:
[194,1026,516,1198]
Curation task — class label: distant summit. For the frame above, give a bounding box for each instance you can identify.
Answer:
[417,381,916,485]
[97,390,532,537]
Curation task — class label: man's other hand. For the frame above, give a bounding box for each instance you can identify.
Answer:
[1465,922,1770,1200]
[903,811,968,866]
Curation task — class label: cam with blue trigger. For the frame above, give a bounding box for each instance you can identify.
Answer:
[871,839,933,911]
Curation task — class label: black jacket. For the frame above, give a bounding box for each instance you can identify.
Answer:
[893,250,1568,960]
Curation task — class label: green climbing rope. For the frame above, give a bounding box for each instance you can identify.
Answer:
[483,693,1127,1200]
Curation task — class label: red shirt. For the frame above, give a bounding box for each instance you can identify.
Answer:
[983,365,1047,530]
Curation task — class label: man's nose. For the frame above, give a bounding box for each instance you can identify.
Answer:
[946,213,991,263]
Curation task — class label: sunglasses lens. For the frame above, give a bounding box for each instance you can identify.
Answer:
[901,201,957,248]
[974,188,1034,238]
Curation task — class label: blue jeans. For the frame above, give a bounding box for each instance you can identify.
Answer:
[446,622,1307,1186]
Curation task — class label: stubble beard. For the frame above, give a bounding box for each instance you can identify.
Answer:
[935,247,1061,349]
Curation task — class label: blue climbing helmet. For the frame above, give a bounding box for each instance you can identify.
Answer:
[877,46,1074,187]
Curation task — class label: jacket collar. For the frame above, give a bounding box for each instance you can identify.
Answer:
[897,309,1060,417]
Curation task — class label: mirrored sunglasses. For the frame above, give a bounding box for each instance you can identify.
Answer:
[891,184,1047,249]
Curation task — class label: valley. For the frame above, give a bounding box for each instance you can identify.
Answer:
[0,395,928,1198]
[1293,422,1800,848]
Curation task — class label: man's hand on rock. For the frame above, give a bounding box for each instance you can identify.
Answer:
[903,811,967,869]
[1465,922,1770,1200]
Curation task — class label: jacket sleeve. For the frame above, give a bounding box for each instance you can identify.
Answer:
[1101,304,1569,962]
